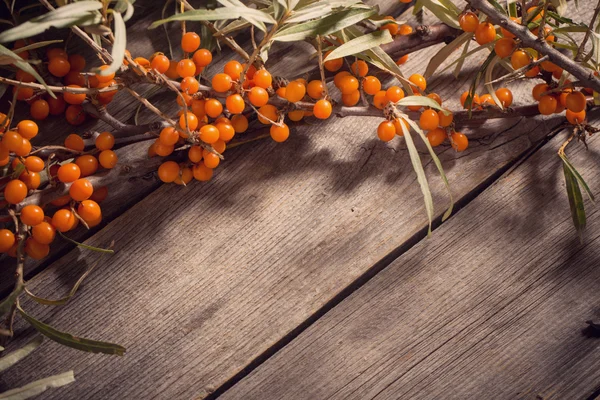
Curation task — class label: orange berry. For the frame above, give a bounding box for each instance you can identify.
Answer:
[386,86,405,102]
[538,95,557,115]
[20,204,44,226]
[460,91,480,108]
[13,86,34,101]
[212,73,232,92]
[459,11,478,32]
[526,6,542,22]
[64,71,85,86]
[532,83,550,101]
[253,69,272,88]
[32,221,56,245]
[408,73,426,91]
[226,94,245,114]
[200,124,220,144]
[158,161,180,183]
[193,49,212,67]
[342,90,361,106]
[288,110,304,121]
[3,130,23,152]
[270,123,290,142]
[427,128,447,146]
[565,91,587,113]
[479,94,495,106]
[334,71,351,88]
[179,112,199,131]
[47,95,66,115]
[494,38,516,58]
[191,99,206,118]
[475,22,496,45]
[396,54,409,65]
[362,76,381,95]
[96,65,115,83]
[231,114,248,133]
[419,109,440,131]
[180,77,200,94]
[438,110,453,127]
[16,69,35,83]
[350,60,369,77]
[203,152,220,169]
[14,138,31,157]
[69,178,93,201]
[524,65,540,78]
[188,146,203,163]
[20,171,40,189]
[224,60,243,80]
[338,75,359,95]
[30,99,49,120]
[380,17,399,35]
[165,60,179,79]
[495,88,513,107]
[25,238,49,259]
[15,121,37,142]
[64,134,85,151]
[99,150,118,169]
[212,139,226,154]
[95,132,115,151]
[193,164,213,181]
[501,17,520,38]
[154,142,174,157]
[48,56,70,77]
[158,127,179,146]
[373,90,388,109]
[540,60,560,73]
[205,98,223,118]
[4,179,27,204]
[46,47,68,60]
[313,99,333,119]
[566,109,586,124]
[25,156,44,172]
[52,209,75,232]
[285,81,307,102]
[393,118,408,136]
[176,59,196,78]
[77,200,102,227]
[510,49,531,70]
[65,105,85,125]
[451,132,468,151]
[377,121,396,142]
[216,122,235,141]
[181,32,201,53]
[248,86,269,106]
[0,229,15,252]
[307,80,324,100]
[258,104,278,124]
[57,163,81,183]
[75,155,99,177]
[323,51,343,72]
[174,167,193,185]
[68,54,86,71]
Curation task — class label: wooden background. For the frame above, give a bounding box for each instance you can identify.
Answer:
[2,0,600,399]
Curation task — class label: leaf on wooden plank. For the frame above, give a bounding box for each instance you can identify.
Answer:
[487,0,507,15]
[453,39,470,78]
[0,44,54,98]
[218,0,267,32]
[217,19,251,36]
[416,0,460,29]
[273,7,376,41]
[149,7,275,29]
[465,50,496,117]
[17,306,126,356]
[114,0,135,22]
[396,95,449,113]
[559,154,595,202]
[8,40,63,54]
[424,31,472,79]
[404,116,454,221]
[324,30,392,61]
[0,371,75,400]
[0,337,43,373]
[550,0,567,15]
[399,120,434,236]
[96,11,126,77]
[0,1,102,43]
[440,41,494,74]
[287,0,302,11]
[286,2,333,23]
[508,0,518,17]
[563,162,586,240]
[484,55,503,110]
[57,231,114,253]
[0,283,24,319]
[436,0,461,15]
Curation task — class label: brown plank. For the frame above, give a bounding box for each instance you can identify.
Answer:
[219,113,600,400]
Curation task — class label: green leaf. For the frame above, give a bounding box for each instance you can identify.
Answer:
[453,38,470,78]
[487,0,507,15]
[0,371,75,400]
[217,0,267,32]
[57,231,114,253]
[396,95,450,113]
[399,120,435,236]
[149,7,276,29]
[0,44,55,98]
[274,7,376,41]
[17,306,126,356]
[286,2,333,23]
[0,283,23,319]
[563,162,586,240]
[324,30,392,61]
[484,55,503,110]
[0,1,102,43]
[0,337,43,373]
[424,31,472,79]
[559,153,595,202]
[416,0,460,29]
[96,11,126,77]
[9,40,63,53]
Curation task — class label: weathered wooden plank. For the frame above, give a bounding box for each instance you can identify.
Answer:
[219,113,600,400]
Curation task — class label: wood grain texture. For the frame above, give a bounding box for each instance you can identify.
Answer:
[220,113,600,400]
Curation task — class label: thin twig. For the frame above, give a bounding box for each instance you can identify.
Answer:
[575,0,600,62]
[0,76,122,94]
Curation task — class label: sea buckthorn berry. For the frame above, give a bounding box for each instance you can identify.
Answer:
[95,132,115,151]
[459,11,478,32]
[420,109,440,131]
[396,54,409,65]
[78,200,102,227]
[380,16,399,35]
[158,161,180,183]
[377,121,396,142]
[253,69,272,88]
[338,75,359,95]
[64,134,85,151]
[205,98,223,118]
[188,146,203,163]
[174,167,193,185]
[334,71,351,88]
[212,73,232,92]
[438,110,453,127]
[20,205,44,226]
[554,101,566,114]
[270,123,290,142]
[17,120,38,139]
[52,209,75,232]
[288,110,304,121]
[224,60,244,80]
[258,104,278,124]
[25,238,49,260]
[57,163,81,183]
[501,17,520,38]
[0,229,15,252]
[538,95,557,115]
[48,56,70,77]
[181,32,201,53]
[451,132,468,151]
[313,99,333,119]
[68,54,86,71]
[399,24,413,36]
[532,83,549,101]
[527,6,542,21]
[180,112,199,131]
[427,128,447,147]
[99,150,118,169]
[25,156,44,172]
[32,221,56,245]
[566,109,586,124]
[495,88,513,107]
[216,122,235,141]
[70,178,93,201]
[4,179,27,204]
[193,49,212,67]
[248,86,269,106]
[154,142,174,157]
[159,127,179,146]
[226,94,245,114]
[510,49,531,70]
[176,59,196,78]
[191,99,206,118]
[460,91,479,108]
[165,60,179,79]
[14,138,31,157]
[350,60,369,77]
[193,164,213,181]
[64,71,85,86]
[524,65,540,78]
[180,77,200,95]
[475,22,496,45]
[479,94,495,106]
[65,105,85,125]
[541,60,560,73]
[75,155,99,176]
[3,131,23,152]
[342,90,361,106]
[231,114,249,133]
[176,93,193,107]
[324,51,343,72]
[30,99,49,120]
[96,65,115,83]
[553,68,564,79]
[13,86,34,101]
[409,74,427,91]
[565,91,587,113]
[373,91,388,109]
[200,124,220,144]
[47,47,68,59]
[285,81,307,102]
[393,118,408,136]
[203,152,220,169]
[16,69,35,83]
[47,95,66,115]
[20,171,40,189]
[362,76,381,95]
[386,86,405,103]
[307,80,325,99]
[134,56,150,68]
[212,140,226,154]
[494,38,516,58]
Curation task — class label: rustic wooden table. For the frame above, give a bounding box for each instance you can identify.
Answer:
[2,1,600,399]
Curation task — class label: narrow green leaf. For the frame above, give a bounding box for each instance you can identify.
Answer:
[0,371,75,400]
[487,0,507,15]
[396,95,448,113]
[97,11,126,77]
[417,0,460,29]
[150,7,275,29]
[324,30,392,61]
[217,0,267,32]
[563,162,586,239]
[17,306,126,356]
[440,41,494,74]
[7,40,63,54]
[0,283,23,319]
[453,39,470,78]
[0,44,55,98]
[424,31,472,79]
[0,337,43,373]
[274,8,376,41]
[559,154,595,202]
[57,231,114,253]
[286,3,333,23]
[484,55,503,110]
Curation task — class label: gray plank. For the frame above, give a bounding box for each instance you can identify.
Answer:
[220,113,600,400]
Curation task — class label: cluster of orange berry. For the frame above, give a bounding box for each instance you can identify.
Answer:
[378,16,416,66]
